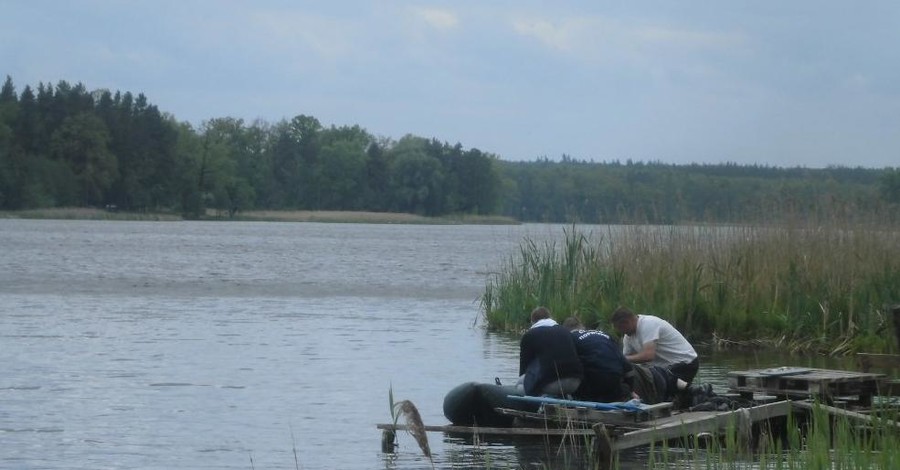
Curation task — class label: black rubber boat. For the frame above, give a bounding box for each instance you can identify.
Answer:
[442,381,540,427]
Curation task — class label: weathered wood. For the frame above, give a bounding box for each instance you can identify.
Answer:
[892,304,900,348]
[728,367,885,405]
[607,400,792,451]
[492,406,605,429]
[543,402,672,424]
[540,405,650,431]
[377,366,899,457]
[593,424,615,470]
[857,353,900,372]
[492,401,673,431]
[381,429,396,453]
[791,400,900,430]
[376,423,595,437]
[883,379,900,397]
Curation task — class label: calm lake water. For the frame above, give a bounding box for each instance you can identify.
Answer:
[0,219,854,469]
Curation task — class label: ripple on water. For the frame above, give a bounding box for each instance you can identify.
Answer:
[149,383,207,387]
[1,428,65,433]
[3,220,851,470]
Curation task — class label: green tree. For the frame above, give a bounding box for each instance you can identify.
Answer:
[0,77,14,208]
[319,138,367,209]
[171,121,204,217]
[457,148,500,214]
[364,138,392,211]
[269,120,302,208]
[49,113,117,205]
[240,120,274,208]
[199,119,240,216]
[880,168,900,204]
[318,125,372,210]
[290,114,323,209]
[388,136,445,215]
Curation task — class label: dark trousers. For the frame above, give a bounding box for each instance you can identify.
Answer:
[668,358,700,384]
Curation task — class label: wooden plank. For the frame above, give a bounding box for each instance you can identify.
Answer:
[546,402,671,421]
[540,405,652,430]
[730,368,885,383]
[608,400,792,451]
[792,400,900,430]
[493,406,600,428]
[882,379,900,397]
[376,423,595,437]
[493,406,649,432]
[857,353,900,371]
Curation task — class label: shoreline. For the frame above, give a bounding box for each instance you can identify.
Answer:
[0,207,520,225]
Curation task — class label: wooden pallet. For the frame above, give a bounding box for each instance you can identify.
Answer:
[727,367,885,406]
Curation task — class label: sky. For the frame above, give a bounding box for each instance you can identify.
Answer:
[2,1,899,168]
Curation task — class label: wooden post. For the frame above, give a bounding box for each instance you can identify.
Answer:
[736,408,753,452]
[892,304,900,348]
[381,428,396,453]
[592,423,615,470]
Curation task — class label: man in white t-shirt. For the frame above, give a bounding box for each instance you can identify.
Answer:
[611,307,699,385]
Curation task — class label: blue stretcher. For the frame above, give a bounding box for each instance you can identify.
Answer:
[506,395,645,412]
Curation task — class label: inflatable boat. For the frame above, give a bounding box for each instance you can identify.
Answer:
[442,381,540,427]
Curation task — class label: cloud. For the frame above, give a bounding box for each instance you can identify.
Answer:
[511,18,577,51]
[633,24,745,51]
[245,9,358,61]
[3,1,896,167]
[411,7,459,31]
[510,14,746,63]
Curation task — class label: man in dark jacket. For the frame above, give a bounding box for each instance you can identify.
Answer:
[517,307,583,397]
[562,317,634,403]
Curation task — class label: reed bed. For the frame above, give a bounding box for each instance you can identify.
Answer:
[662,403,900,470]
[481,221,900,354]
[460,404,900,469]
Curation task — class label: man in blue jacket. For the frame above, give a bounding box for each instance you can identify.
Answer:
[517,307,583,397]
[563,316,634,403]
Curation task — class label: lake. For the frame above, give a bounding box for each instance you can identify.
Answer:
[0,219,852,469]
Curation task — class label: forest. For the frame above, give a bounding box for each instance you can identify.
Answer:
[1,77,898,223]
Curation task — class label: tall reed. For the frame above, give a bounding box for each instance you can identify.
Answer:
[482,221,900,353]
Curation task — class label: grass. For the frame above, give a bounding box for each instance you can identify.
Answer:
[672,402,900,470]
[481,221,900,354]
[430,401,900,469]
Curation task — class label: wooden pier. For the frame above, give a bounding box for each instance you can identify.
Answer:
[380,400,792,467]
[378,367,897,467]
[727,367,886,406]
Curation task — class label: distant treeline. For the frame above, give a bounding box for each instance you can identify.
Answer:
[1,77,898,222]
[500,158,897,224]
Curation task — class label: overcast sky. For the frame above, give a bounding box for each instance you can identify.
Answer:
[2,1,898,168]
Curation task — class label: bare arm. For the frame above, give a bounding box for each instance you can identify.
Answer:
[626,341,657,363]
